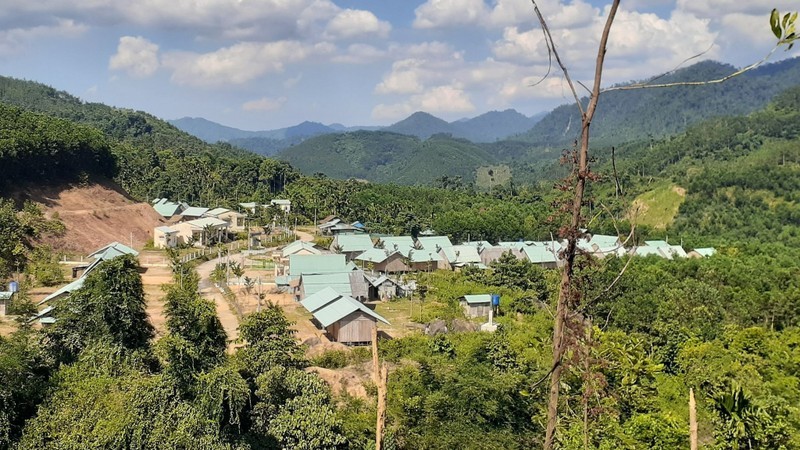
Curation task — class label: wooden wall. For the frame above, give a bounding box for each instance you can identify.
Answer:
[328,311,376,344]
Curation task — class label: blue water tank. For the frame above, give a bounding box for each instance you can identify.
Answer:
[9,281,19,293]
[491,294,500,306]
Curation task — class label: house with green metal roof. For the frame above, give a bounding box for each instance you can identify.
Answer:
[154,226,179,249]
[355,248,411,274]
[288,254,348,277]
[460,294,492,318]
[296,272,354,300]
[300,287,389,344]
[440,245,483,270]
[151,198,188,218]
[688,247,716,258]
[416,236,453,252]
[521,245,561,268]
[171,217,228,247]
[282,240,323,258]
[331,234,374,260]
[204,208,247,231]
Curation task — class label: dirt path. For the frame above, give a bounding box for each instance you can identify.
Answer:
[195,255,243,351]
[295,228,315,242]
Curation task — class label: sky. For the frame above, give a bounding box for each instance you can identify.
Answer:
[0,0,797,131]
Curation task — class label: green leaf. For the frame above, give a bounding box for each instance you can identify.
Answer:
[771,9,782,39]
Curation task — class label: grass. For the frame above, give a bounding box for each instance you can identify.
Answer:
[629,182,686,230]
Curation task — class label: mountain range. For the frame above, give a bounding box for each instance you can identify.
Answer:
[169,108,545,155]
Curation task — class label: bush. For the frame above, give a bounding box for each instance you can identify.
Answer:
[310,350,349,369]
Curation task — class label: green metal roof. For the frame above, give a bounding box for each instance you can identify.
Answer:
[462,294,491,305]
[301,287,389,328]
[442,245,481,264]
[184,217,228,229]
[300,272,353,297]
[693,247,716,257]
[88,242,138,258]
[0,291,12,301]
[205,207,231,217]
[354,248,394,263]
[334,234,374,252]
[181,206,209,217]
[522,245,559,264]
[416,236,453,251]
[282,241,322,257]
[40,277,85,305]
[379,236,415,250]
[152,200,184,217]
[289,254,347,277]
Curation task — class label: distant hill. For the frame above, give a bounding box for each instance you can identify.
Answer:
[277,131,498,184]
[451,109,543,143]
[170,108,544,154]
[383,112,453,139]
[519,58,800,148]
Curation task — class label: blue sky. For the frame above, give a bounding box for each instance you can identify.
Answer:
[0,0,796,130]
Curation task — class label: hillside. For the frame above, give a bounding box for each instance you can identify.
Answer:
[519,58,800,148]
[451,109,543,143]
[0,75,249,158]
[277,131,497,184]
[11,180,166,254]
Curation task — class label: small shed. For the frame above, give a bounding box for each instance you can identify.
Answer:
[301,287,390,344]
[688,247,716,258]
[270,199,291,213]
[460,294,492,318]
[366,275,400,300]
[0,291,13,316]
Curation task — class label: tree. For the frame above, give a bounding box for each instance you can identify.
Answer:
[529,3,799,448]
[45,254,153,363]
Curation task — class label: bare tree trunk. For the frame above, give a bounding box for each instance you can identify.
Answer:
[542,2,620,449]
[690,388,698,450]
[611,146,623,198]
[376,365,388,450]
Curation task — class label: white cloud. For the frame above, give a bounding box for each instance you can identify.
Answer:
[375,60,425,94]
[325,9,391,40]
[0,18,86,55]
[372,84,475,121]
[162,40,334,86]
[413,0,488,29]
[242,96,287,112]
[331,43,386,64]
[283,73,302,88]
[109,35,160,78]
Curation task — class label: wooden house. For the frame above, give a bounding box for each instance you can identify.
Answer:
[439,245,483,270]
[479,246,525,266]
[460,294,492,318]
[355,248,411,274]
[301,287,390,345]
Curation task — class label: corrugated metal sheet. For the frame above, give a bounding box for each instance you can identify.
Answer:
[289,254,347,276]
[333,234,374,252]
[462,294,492,305]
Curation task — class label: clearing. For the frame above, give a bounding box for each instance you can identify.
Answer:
[12,179,167,254]
[629,182,686,230]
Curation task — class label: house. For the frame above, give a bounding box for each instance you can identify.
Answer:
[154,226,179,249]
[688,247,717,258]
[355,248,411,274]
[416,235,453,252]
[270,199,291,213]
[300,287,390,344]
[289,254,348,278]
[521,245,561,269]
[282,240,323,258]
[170,217,228,247]
[204,207,247,232]
[318,217,342,235]
[460,294,492,318]
[330,234,374,261]
[439,245,484,270]
[151,198,188,218]
[365,275,400,300]
[645,240,688,258]
[295,270,369,302]
[38,242,138,307]
[461,240,493,253]
[239,202,268,215]
[479,246,526,266]
[629,245,670,259]
[179,206,210,220]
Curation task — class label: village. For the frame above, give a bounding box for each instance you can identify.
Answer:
[1,196,717,357]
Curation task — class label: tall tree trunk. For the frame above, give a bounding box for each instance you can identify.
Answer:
[690,388,698,450]
[542,2,620,448]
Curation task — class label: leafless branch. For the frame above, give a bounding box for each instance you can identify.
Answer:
[530,0,584,116]
[602,45,781,93]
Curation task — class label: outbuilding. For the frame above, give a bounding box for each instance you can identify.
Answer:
[460,294,492,318]
[301,287,390,344]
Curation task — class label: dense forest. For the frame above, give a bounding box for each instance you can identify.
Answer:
[1,68,800,448]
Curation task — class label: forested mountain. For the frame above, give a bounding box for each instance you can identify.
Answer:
[276,131,499,184]
[451,109,545,142]
[519,57,800,148]
[0,76,247,158]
